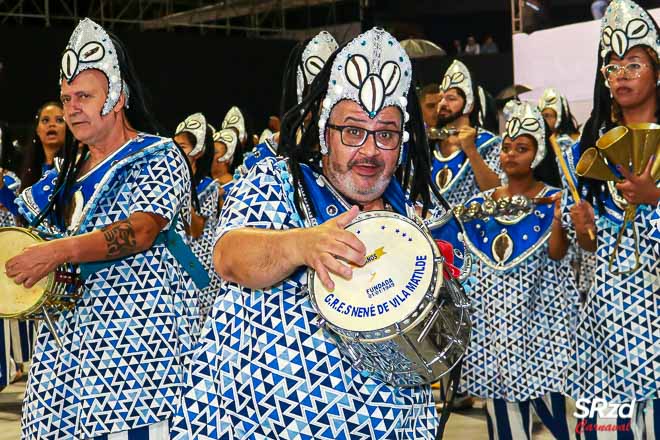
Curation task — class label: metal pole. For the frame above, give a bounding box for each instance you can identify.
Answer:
[44,0,50,26]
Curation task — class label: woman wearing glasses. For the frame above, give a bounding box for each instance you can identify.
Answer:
[561,0,660,435]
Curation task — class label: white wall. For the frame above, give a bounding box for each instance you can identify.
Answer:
[513,9,660,125]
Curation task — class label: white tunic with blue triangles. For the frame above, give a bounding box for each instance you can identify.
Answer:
[459,187,576,402]
[561,151,660,403]
[171,157,438,439]
[190,177,222,325]
[18,134,200,439]
[431,128,502,207]
[559,140,597,297]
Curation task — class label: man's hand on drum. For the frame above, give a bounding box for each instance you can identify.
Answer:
[297,205,366,291]
[6,241,62,288]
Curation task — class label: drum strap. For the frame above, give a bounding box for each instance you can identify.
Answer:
[435,359,464,440]
[78,215,210,288]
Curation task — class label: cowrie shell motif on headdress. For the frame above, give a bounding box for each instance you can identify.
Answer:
[440,60,474,115]
[213,128,238,163]
[600,0,660,64]
[60,18,128,116]
[297,31,338,105]
[504,101,547,168]
[175,112,207,157]
[538,87,565,129]
[318,27,412,155]
[222,106,246,144]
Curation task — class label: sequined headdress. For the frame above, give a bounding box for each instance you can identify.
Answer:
[504,101,546,168]
[600,0,660,65]
[538,88,566,129]
[60,18,128,116]
[318,27,412,156]
[213,128,238,163]
[222,107,246,144]
[297,31,338,105]
[175,112,207,157]
[440,60,474,115]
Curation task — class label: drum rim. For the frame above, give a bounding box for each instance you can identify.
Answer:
[308,210,444,342]
[0,226,56,318]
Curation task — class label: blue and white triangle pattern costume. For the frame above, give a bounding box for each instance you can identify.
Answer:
[19,134,200,439]
[459,187,575,402]
[431,128,502,207]
[171,157,439,439]
[561,144,660,403]
[190,177,222,324]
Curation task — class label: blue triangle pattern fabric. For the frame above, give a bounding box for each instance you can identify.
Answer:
[171,157,438,439]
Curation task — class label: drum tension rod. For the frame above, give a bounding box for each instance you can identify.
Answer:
[41,306,63,349]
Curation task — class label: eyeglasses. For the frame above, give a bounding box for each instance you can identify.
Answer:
[600,62,650,81]
[326,124,402,150]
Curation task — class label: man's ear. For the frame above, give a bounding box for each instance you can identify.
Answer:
[113,90,126,114]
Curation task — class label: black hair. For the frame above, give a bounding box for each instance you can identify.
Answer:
[442,82,486,130]
[478,86,500,134]
[533,122,562,188]
[419,83,440,100]
[280,39,309,119]
[279,48,448,219]
[20,101,71,192]
[225,127,244,174]
[579,39,660,211]
[555,98,581,137]
[501,124,562,189]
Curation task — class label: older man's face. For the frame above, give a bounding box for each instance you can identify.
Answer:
[322,100,402,204]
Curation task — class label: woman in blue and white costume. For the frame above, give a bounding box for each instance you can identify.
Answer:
[1,101,72,387]
[174,113,221,325]
[433,60,502,207]
[236,31,338,178]
[0,18,203,439]
[538,88,597,314]
[538,87,581,154]
[562,0,660,437]
[172,28,448,439]
[460,101,576,439]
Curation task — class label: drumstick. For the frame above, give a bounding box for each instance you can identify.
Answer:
[549,135,595,241]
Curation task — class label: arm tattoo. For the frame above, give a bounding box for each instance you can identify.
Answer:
[102,219,138,259]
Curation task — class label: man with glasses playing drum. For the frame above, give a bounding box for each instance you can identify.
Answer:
[171,28,470,439]
[0,18,205,440]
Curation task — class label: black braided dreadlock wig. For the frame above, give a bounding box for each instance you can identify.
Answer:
[279,39,309,119]
[555,97,581,137]
[279,48,448,220]
[33,30,194,229]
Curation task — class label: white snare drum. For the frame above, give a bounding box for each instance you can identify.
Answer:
[308,211,471,387]
[0,227,80,320]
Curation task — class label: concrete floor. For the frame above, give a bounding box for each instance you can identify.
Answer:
[0,381,558,440]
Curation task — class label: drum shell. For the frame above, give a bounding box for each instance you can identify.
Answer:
[0,227,79,319]
[331,278,471,387]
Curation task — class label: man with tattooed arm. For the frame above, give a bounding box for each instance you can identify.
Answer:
[0,18,203,439]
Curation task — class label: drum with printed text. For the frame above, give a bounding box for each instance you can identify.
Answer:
[308,211,471,387]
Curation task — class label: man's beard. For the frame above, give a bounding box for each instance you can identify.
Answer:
[325,156,390,203]
[436,108,463,127]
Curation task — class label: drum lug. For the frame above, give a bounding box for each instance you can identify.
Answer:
[313,317,326,328]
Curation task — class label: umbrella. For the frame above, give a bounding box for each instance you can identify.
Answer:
[496,84,532,101]
[400,39,446,59]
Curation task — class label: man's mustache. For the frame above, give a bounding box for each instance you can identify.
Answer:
[348,158,384,168]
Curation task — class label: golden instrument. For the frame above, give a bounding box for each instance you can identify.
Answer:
[549,134,595,240]
[576,124,660,275]
[0,227,81,347]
